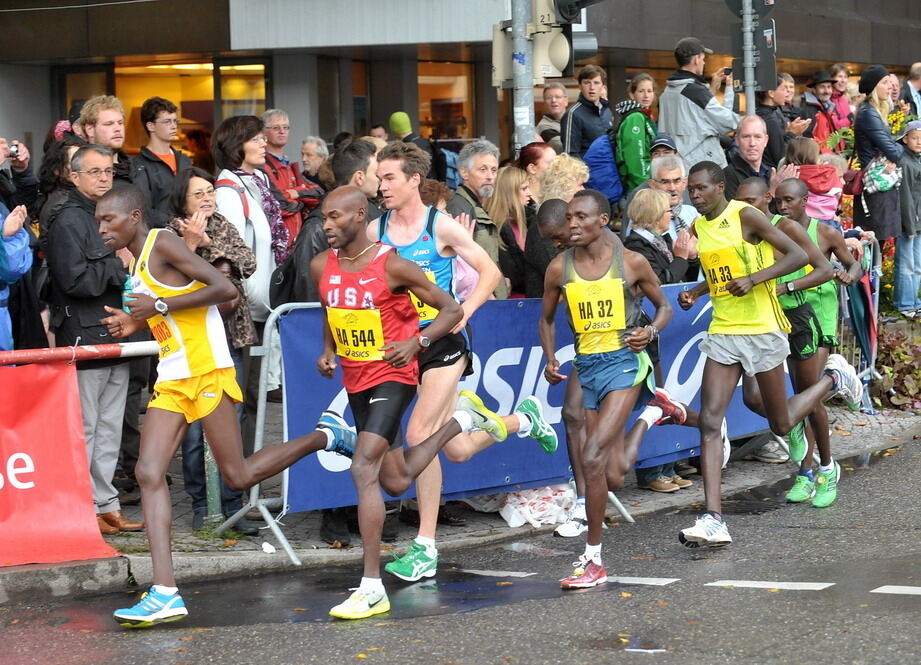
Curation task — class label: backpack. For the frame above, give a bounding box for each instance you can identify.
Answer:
[441,147,460,189]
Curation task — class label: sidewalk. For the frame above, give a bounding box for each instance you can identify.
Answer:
[2,405,919,605]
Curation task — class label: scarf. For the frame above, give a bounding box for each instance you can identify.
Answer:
[633,227,672,262]
[233,168,290,264]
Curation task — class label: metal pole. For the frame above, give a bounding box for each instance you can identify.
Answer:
[204,437,222,523]
[511,0,534,152]
[741,0,756,115]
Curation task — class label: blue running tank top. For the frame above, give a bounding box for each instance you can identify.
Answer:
[379,206,458,327]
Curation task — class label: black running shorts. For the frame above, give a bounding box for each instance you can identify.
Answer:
[418,327,473,377]
[347,381,417,450]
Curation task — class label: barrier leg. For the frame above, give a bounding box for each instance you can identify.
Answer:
[204,439,222,523]
[607,491,634,523]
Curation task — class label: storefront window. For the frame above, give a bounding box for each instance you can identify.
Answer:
[418,62,475,140]
[218,63,267,119]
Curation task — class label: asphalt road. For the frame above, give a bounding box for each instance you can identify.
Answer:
[3,442,919,665]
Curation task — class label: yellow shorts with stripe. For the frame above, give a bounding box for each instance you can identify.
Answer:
[149,367,243,423]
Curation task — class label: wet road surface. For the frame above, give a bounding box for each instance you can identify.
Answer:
[3,445,920,664]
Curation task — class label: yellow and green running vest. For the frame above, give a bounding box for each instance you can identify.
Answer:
[696,199,789,335]
[561,237,641,355]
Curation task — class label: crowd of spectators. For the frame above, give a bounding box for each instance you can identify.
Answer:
[2,37,920,538]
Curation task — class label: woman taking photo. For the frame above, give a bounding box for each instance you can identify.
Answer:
[486,166,532,298]
[167,167,258,532]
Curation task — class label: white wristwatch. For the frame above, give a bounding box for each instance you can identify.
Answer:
[154,298,169,314]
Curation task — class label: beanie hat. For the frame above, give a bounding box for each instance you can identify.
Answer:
[858,65,889,95]
[389,111,412,136]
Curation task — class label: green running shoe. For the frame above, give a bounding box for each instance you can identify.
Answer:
[812,461,840,508]
[384,541,438,582]
[515,396,558,453]
[785,474,815,503]
[786,420,807,464]
[457,390,508,441]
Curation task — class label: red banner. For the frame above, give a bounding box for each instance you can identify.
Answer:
[0,362,118,567]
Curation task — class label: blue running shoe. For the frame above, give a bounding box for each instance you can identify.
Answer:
[113,587,188,628]
[318,411,356,457]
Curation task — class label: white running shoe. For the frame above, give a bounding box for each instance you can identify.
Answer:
[554,503,588,538]
[824,353,863,410]
[679,513,732,548]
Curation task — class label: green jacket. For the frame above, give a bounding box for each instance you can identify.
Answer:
[615,103,657,192]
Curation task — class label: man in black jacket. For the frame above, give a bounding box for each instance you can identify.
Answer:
[722,115,772,200]
[560,65,612,158]
[132,97,191,228]
[45,145,142,536]
[900,63,921,118]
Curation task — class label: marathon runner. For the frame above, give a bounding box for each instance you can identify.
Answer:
[735,177,862,507]
[313,186,509,619]
[677,163,862,548]
[369,142,558,583]
[539,189,678,588]
[99,185,356,628]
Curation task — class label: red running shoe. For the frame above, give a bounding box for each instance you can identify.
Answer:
[647,388,687,426]
[560,556,608,589]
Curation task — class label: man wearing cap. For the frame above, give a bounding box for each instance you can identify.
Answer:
[658,37,738,169]
[389,111,438,180]
[801,70,848,153]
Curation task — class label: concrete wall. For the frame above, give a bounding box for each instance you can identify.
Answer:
[230,0,508,50]
[0,64,53,164]
[272,53,320,149]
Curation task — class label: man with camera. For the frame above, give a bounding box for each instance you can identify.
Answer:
[0,137,38,216]
[658,37,739,169]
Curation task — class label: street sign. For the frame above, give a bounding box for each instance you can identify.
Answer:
[730,18,776,91]
[724,0,775,18]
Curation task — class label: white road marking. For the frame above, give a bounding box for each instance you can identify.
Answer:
[869,585,921,596]
[452,568,537,578]
[705,580,834,591]
[609,576,680,586]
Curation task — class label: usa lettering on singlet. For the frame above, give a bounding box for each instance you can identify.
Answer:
[319,244,420,393]
[130,229,233,382]
[379,206,458,326]
[561,238,641,355]
[695,200,789,335]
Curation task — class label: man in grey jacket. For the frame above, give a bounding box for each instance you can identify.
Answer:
[658,37,738,169]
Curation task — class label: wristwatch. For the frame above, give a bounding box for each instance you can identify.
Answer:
[786,281,796,294]
[154,298,169,314]
[417,335,431,349]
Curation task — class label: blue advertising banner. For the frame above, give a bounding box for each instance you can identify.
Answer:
[280,285,769,513]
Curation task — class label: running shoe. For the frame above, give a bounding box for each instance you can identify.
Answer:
[113,588,188,628]
[638,475,680,492]
[329,588,390,620]
[812,461,841,508]
[514,395,558,453]
[750,439,789,464]
[785,473,816,503]
[384,541,438,581]
[720,418,731,469]
[679,513,732,548]
[554,503,588,538]
[457,390,508,441]
[786,420,808,464]
[317,410,356,457]
[647,388,687,425]
[824,354,863,410]
[560,555,608,589]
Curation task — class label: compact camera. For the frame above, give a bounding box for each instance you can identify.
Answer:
[8,143,19,159]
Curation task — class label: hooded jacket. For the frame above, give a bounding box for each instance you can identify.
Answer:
[800,91,845,152]
[614,100,657,191]
[131,146,192,229]
[658,69,737,169]
[797,163,843,221]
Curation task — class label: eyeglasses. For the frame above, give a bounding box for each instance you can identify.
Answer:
[156,118,179,126]
[265,125,290,132]
[249,135,268,144]
[75,168,114,178]
[187,187,215,200]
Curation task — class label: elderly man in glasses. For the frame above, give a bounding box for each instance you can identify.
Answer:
[132,96,191,229]
[44,145,144,537]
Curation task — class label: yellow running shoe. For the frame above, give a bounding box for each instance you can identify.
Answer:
[329,588,390,620]
[457,390,508,441]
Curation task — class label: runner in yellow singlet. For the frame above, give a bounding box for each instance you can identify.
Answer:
[540,189,677,589]
[676,163,863,548]
[97,185,357,628]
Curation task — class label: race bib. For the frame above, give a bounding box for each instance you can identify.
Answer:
[408,270,439,323]
[565,278,626,352]
[701,247,747,297]
[326,307,385,361]
[148,314,178,358]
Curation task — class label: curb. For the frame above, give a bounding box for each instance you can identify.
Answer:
[2,420,918,606]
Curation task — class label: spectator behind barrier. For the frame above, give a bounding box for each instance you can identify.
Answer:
[723,114,771,200]
[517,141,556,203]
[756,74,812,169]
[485,166,532,297]
[538,153,589,204]
[537,82,569,153]
[559,64,611,159]
[300,135,329,192]
[78,96,132,183]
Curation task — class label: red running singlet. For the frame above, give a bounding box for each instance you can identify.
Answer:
[319,244,420,393]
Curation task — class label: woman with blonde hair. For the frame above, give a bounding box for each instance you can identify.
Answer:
[853,64,904,240]
[485,166,532,296]
[538,153,589,203]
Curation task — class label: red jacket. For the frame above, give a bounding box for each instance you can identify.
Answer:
[263,152,324,244]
